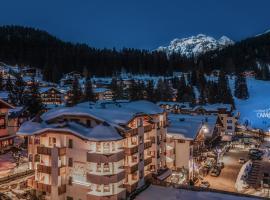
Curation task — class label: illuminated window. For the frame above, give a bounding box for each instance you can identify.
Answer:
[96,185,101,192]
[104,185,110,192]
[112,142,115,151]
[103,163,110,172]
[97,163,101,172]
[96,143,101,152]
[103,143,110,153]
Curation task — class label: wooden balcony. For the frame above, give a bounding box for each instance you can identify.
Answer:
[87,190,126,200]
[58,147,66,156]
[28,179,51,193]
[58,165,66,175]
[144,172,152,182]
[123,181,138,193]
[87,151,124,163]
[37,146,51,155]
[144,124,152,133]
[126,128,139,137]
[124,163,138,174]
[144,140,152,149]
[37,164,51,174]
[58,184,66,195]
[144,157,152,166]
[124,146,138,155]
[36,146,66,156]
[150,136,155,143]
[87,171,125,184]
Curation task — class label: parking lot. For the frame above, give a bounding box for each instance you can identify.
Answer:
[203,148,249,192]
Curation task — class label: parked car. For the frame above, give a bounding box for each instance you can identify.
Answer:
[200,181,210,188]
[239,158,246,164]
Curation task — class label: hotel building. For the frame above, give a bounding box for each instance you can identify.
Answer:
[18,100,167,200]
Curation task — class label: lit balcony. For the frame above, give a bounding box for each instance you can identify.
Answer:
[144,124,152,133]
[144,140,152,149]
[86,171,125,184]
[123,181,138,193]
[144,157,152,166]
[37,164,51,174]
[87,151,124,163]
[27,178,51,193]
[124,146,138,155]
[124,163,138,174]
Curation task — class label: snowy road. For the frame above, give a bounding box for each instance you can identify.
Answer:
[203,148,249,192]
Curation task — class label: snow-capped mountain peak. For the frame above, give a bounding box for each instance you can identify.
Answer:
[157,34,234,57]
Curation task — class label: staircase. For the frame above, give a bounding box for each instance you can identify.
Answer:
[246,161,262,189]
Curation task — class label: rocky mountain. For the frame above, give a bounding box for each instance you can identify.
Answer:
[157,34,234,57]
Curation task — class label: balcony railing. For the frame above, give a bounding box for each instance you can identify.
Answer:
[126,128,139,137]
[28,179,51,193]
[37,146,51,155]
[144,124,152,133]
[123,181,138,193]
[144,157,152,166]
[37,164,51,174]
[150,136,155,143]
[87,151,124,163]
[124,146,138,155]
[124,163,138,174]
[86,171,125,184]
[36,146,66,156]
[58,184,66,195]
[58,147,66,156]
[144,141,152,149]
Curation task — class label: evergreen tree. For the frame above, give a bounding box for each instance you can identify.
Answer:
[234,73,249,99]
[83,75,95,102]
[110,78,124,100]
[0,74,3,90]
[145,80,155,102]
[13,75,26,105]
[68,77,82,106]
[217,71,235,107]
[5,76,13,92]
[26,75,44,116]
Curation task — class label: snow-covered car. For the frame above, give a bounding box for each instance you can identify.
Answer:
[199,181,210,188]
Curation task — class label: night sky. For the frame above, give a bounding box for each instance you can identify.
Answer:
[0,0,269,49]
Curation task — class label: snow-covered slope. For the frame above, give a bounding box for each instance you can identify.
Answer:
[157,34,234,57]
[229,77,270,132]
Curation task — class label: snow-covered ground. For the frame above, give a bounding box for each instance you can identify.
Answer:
[229,77,270,132]
[136,185,259,200]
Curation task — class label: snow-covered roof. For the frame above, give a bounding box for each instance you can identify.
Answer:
[17,100,164,141]
[41,100,164,125]
[17,120,122,141]
[167,114,218,140]
[39,87,62,94]
[93,87,110,93]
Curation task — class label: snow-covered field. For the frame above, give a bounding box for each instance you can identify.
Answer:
[136,185,259,200]
[229,77,270,132]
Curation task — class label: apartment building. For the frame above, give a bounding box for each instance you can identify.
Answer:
[40,87,63,106]
[158,102,237,141]
[166,114,219,181]
[18,100,167,200]
[0,98,16,151]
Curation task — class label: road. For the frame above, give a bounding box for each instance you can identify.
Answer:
[203,148,249,192]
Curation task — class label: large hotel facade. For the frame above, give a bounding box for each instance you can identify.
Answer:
[18,101,167,200]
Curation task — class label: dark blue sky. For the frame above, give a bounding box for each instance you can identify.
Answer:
[0,0,269,49]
